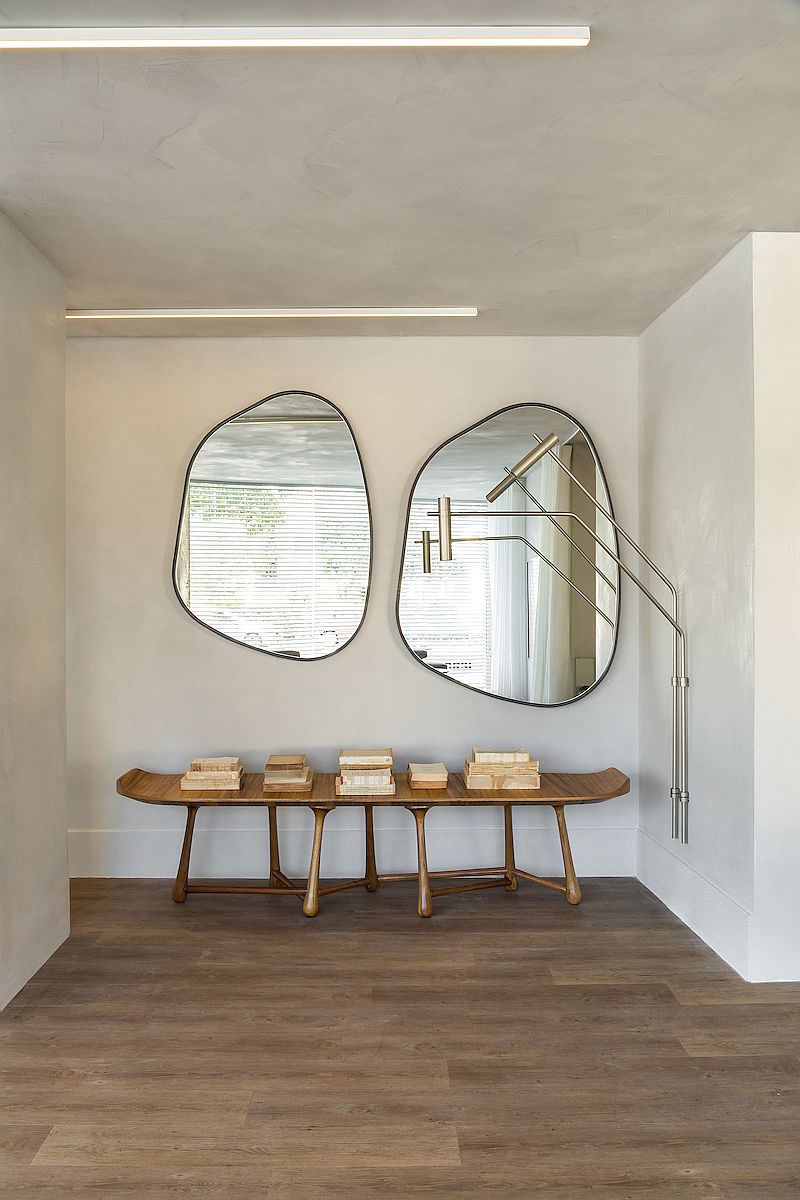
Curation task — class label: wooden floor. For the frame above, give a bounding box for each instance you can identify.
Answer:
[2,880,800,1198]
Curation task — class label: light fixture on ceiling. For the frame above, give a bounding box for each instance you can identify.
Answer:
[65,307,479,320]
[0,26,591,50]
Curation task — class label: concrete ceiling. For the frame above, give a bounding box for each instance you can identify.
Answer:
[1,0,799,337]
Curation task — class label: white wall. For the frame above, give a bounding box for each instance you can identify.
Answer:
[0,212,68,1009]
[65,337,639,883]
[639,232,800,982]
[638,239,755,976]
[750,234,800,981]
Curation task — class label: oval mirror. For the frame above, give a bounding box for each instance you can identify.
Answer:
[174,391,371,660]
[397,404,620,705]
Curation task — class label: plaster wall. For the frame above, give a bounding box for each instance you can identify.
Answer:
[65,336,639,882]
[0,212,68,1009]
[749,233,800,981]
[637,238,755,976]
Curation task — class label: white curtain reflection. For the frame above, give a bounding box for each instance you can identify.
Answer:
[595,462,616,671]
[487,450,575,705]
[527,446,573,703]
[488,482,529,700]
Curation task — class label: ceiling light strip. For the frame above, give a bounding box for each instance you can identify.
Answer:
[0,27,590,50]
[65,307,480,320]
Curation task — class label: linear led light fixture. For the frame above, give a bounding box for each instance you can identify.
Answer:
[0,27,591,50]
[65,307,479,321]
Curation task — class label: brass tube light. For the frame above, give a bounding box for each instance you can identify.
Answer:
[485,432,559,504]
[483,435,690,845]
[421,530,432,575]
[437,497,453,561]
[508,434,688,842]
[418,429,690,841]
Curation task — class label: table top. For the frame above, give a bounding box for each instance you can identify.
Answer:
[117,768,630,808]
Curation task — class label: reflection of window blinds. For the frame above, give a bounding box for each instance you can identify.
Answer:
[399,500,491,688]
[185,481,369,658]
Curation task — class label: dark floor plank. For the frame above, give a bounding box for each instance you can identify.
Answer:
[1,878,799,1197]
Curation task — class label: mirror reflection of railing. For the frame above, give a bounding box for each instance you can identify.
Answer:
[174,391,371,661]
[417,532,615,629]
[397,404,621,708]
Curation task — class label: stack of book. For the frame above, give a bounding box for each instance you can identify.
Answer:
[336,748,395,796]
[463,748,541,791]
[408,761,449,790]
[263,753,313,793]
[181,756,243,791]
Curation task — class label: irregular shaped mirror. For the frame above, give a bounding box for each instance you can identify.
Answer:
[397,404,619,705]
[174,391,371,660]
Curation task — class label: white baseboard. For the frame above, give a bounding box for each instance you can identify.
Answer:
[68,821,636,881]
[636,830,751,978]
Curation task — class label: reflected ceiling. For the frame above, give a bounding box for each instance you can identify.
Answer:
[192,393,363,487]
[415,407,582,499]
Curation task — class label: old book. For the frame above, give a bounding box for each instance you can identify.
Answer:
[340,768,392,786]
[339,748,393,766]
[337,787,396,797]
[183,767,242,783]
[184,772,241,783]
[266,754,306,771]
[336,774,396,796]
[472,748,531,765]
[181,768,243,791]
[409,761,449,783]
[190,756,240,773]
[409,778,448,790]
[463,770,541,791]
[264,765,310,783]
[464,758,540,776]
[338,762,393,772]
[263,767,313,793]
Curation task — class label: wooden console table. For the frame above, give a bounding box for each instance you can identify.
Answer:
[117,768,630,918]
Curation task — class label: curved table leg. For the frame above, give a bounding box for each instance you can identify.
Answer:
[408,806,433,918]
[504,804,518,891]
[267,804,281,887]
[172,805,198,903]
[303,806,329,917]
[364,805,379,892]
[554,805,582,905]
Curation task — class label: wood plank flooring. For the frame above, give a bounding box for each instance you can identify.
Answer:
[1,878,799,1198]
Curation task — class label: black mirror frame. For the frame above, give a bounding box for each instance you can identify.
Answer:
[172,389,373,663]
[395,401,621,708]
